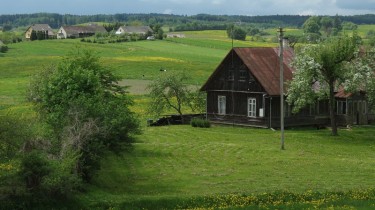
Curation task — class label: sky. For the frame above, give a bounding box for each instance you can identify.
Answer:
[1,0,375,16]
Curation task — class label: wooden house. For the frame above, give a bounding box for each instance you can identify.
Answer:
[25,24,55,40]
[57,24,107,39]
[200,47,369,128]
[335,89,369,125]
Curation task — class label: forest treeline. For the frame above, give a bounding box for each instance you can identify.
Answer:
[1,13,375,30]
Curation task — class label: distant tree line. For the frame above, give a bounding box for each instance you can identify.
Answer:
[1,13,375,29]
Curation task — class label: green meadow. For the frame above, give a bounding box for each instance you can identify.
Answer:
[1,29,375,209]
[83,125,375,209]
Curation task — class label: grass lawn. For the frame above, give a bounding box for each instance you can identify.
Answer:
[1,29,375,209]
[82,124,375,209]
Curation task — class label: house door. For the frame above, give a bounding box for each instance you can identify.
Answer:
[352,101,368,125]
[353,102,359,125]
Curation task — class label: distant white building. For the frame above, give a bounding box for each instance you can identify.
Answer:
[115,26,153,35]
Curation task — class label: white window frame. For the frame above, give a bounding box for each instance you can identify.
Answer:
[218,95,226,115]
[248,98,257,117]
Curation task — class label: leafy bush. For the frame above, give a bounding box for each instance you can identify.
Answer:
[28,49,140,182]
[20,151,52,190]
[191,118,211,128]
[0,45,8,53]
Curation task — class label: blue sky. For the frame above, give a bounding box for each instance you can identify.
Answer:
[1,0,375,15]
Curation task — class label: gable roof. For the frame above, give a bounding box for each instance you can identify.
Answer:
[61,25,107,35]
[28,24,54,36]
[119,26,153,34]
[201,47,294,96]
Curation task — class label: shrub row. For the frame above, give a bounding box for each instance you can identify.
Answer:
[191,118,211,128]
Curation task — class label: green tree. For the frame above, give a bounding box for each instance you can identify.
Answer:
[227,25,247,41]
[287,35,359,136]
[333,14,343,31]
[248,27,260,36]
[303,16,321,34]
[20,151,51,190]
[28,49,140,181]
[342,21,358,30]
[147,72,204,123]
[151,24,164,40]
[320,16,334,36]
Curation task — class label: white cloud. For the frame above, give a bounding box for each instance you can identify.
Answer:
[211,0,225,5]
[163,9,173,14]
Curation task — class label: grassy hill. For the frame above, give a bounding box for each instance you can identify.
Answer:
[1,29,375,209]
[0,30,278,115]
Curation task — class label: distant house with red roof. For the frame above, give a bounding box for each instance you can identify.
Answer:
[200,47,370,128]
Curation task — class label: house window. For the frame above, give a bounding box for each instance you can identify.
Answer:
[239,70,247,81]
[218,96,226,115]
[337,101,347,115]
[248,98,257,117]
[228,70,234,80]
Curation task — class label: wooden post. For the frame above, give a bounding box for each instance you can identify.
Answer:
[278,27,285,150]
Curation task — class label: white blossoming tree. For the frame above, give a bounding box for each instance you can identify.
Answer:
[287,35,359,136]
[343,47,375,111]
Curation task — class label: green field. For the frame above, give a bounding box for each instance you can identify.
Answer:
[81,125,375,209]
[1,29,375,209]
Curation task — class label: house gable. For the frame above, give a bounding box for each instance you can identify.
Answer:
[25,24,55,39]
[201,49,266,93]
[201,47,295,95]
[57,25,107,38]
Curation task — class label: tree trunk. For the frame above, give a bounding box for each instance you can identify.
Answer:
[329,81,338,136]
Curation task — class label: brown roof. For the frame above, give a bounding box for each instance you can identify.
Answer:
[335,89,353,98]
[201,47,295,96]
[29,24,55,36]
[62,25,107,35]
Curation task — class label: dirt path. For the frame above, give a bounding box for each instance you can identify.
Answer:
[119,79,200,95]
[118,79,151,95]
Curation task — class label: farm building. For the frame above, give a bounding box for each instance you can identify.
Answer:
[200,47,370,128]
[115,26,153,35]
[57,24,107,39]
[25,24,55,40]
[166,33,186,38]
